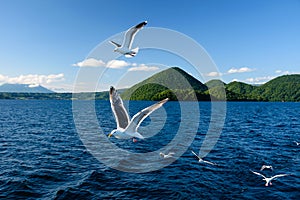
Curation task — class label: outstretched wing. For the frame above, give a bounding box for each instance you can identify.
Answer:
[251,170,266,179]
[203,160,217,166]
[109,86,130,129]
[122,21,147,49]
[125,98,168,133]
[260,165,266,171]
[109,40,121,47]
[270,174,289,180]
[191,150,201,160]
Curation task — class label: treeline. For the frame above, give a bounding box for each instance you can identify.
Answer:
[0,92,109,100]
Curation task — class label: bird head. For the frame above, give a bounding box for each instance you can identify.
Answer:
[108,130,117,138]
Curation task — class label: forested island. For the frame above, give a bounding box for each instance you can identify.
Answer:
[0,67,299,102]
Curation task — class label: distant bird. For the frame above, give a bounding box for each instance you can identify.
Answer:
[260,165,273,171]
[108,86,168,140]
[191,150,217,166]
[294,141,300,146]
[110,21,147,57]
[160,152,175,159]
[251,170,290,186]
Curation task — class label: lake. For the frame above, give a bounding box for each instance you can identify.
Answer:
[0,100,299,199]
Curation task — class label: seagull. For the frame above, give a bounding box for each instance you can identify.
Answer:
[251,170,290,186]
[294,141,300,146]
[110,21,147,57]
[108,86,168,140]
[191,150,217,166]
[260,165,273,171]
[160,152,175,159]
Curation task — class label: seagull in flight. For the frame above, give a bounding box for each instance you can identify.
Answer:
[160,152,175,159]
[191,150,217,166]
[110,21,147,57]
[294,141,300,146]
[251,170,290,186]
[260,165,273,171]
[108,86,168,140]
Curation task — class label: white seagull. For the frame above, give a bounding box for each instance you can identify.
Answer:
[294,141,300,146]
[160,152,175,159]
[251,170,290,186]
[260,165,273,171]
[110,21,147,57]
[108,86,168,140]
[191,150,217,166]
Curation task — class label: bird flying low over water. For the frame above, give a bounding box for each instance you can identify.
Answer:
[191,150,217,166]
[294,141,300,146]
[110,21,147,57]
[160,152,175,159]
[251,170,290,187]
[260,165,273,171]
[108,86,168,140]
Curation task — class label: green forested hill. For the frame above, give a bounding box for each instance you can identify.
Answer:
[121,67,300,102]
[121,67,209,101]
[250,75,300,101]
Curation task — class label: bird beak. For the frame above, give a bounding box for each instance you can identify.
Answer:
[108,133,113,138]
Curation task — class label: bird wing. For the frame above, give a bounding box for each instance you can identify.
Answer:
[203,160,217,165]
[109,86,130,129]
[191,150,201,160]
[260,165,266,171]
[270,174,289,180]
[125,98,168,133]
[109,40,121,47]
[251,170,266,179]
[122,21,147,49]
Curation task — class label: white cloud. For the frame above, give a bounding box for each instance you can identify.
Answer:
[72,58,130,69]
[205,71,222,77]
[245,76,275,84]
[128,64,159,72]
[227,67,255,74]
[72,58,106,67]
[0,73,65,85]
[106,60,130,69]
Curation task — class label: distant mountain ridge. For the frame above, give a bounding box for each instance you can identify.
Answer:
[0,69,299,101]
[0,83,54,93]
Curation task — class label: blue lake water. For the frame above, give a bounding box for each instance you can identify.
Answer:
[0,100,299,199]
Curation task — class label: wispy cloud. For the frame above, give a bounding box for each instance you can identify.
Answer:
[245,76,275,84]
[128,64,159,72]
[0,73,65,85]
[227,67,255,74]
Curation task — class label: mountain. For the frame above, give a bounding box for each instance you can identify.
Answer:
[121,67,300,102]
[250,75,300,101]
[0,84,54,93]
[205,79,226,88]
[121,67,209,101]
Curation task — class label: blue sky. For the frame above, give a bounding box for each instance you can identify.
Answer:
[0,0,299,92]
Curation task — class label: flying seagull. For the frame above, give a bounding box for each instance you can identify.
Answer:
[260,165,273,171]
[294,141,300,146]
[191,150,217,166]
[110,21,147,57]
[251,170,290,186]
[160,152,175,159]
[108,86,168,140]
